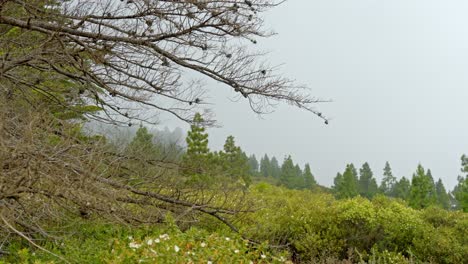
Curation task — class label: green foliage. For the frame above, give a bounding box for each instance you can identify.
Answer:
[248,154,259,176]
[5,222,289,264]
[303,163,316,189]
[127,126,160,156]
[260,154,271,177]
[181,113,212,176]
[270,157,281,178]
[380,161,397,196]
[333,164,359,199]
[394,176,411,200]
[435,178,450,209]
[358,162,378,199]
[409,164,437,209]
[217,136,251,186]
[280,155,303,189]
[453,155,468,212]
[243,184,468,263]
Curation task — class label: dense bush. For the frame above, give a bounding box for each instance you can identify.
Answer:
[242,184,468,263]
[2,219,289,264]
[2,183,467,263]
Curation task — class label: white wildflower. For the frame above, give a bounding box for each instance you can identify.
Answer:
[155,238,160,243]
[147,239,154,246]
[159,234,170,240]
[200,242,207,247]
[128,236,133,240]
[129,242,141,249]
[234,249,240,254]
[225,237,230,241]
[261,254,266,259]
[207,261,213,264]
[174,245,180,252]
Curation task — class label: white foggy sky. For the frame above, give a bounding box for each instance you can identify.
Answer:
[165,0,468,190]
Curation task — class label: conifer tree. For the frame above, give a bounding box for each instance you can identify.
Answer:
[260,154,271,177]
[359,162,377,198]
[280,155,297,189]
[394,177,411,200]
[248,154,259,176]
[270,157,281,178]
[219,136,251,185]
[453,155,468,212]
[380,161,397,196]
[182,113,210,175]
[435,178,450,209]
[333,172,344,195]
[303,163,317,189]
[409,164,437,209]
[294,164,305,189]
[128,126,159,156]
[334,164,359,199]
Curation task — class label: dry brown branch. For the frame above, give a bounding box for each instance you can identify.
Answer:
[0,0,329,125]
[0,98,256,256]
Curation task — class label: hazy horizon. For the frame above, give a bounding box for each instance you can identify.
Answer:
[150,0,468,190]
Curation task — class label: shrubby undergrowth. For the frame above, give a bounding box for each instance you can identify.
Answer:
[3,183,467,263]
[242,184,468,263]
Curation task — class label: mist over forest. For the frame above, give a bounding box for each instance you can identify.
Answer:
[1,0,467,263]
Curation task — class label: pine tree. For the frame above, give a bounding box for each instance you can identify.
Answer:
[409,164,437,209]
[453,155,468,212]
[394,177,411,200]
[380,161,397,196]
[335,164,359,199]
[333,172,344,195]
[280,155,297,189]
[127,126,159,159]
[303,163,317,189]
[248,154,259,176]
[435,178,450,209]
[453,176,468,212]
[182,113,210,175]
[270,156,281,178]
[260,154,271,177]
[426,169,437,201]
[359,162,377,198]
[218,136,251,185]
[294,164,304,188]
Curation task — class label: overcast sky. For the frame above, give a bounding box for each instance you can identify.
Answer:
[166,0,468,190]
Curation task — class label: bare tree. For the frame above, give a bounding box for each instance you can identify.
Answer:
[0,0,328,258]
[0,0,328,125]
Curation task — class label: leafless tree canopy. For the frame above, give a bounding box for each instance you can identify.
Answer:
[0,0,327,124]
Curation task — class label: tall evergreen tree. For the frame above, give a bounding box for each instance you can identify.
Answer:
[334,164,359,199]
[426,169,437,201]
[303,163,317,189]
[453,155,468,212]
[409,164,437,209]
[333,172,344,195]
[394,177,411,200]
[380,161,397,196]
[359,162,377,198]
[280,156,298,189]
[270,156,281,178]
[248,154,259,176]
[182,113,210,175]
[218,136,251,185]
[294,164,304,189]
[435,178,450,209]
[260,154,271,177]
[127,126,159,156]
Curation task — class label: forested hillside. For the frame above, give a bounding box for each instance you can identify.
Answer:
[0,1,467,263]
